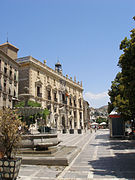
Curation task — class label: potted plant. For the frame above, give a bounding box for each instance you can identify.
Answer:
[0,108,24,180]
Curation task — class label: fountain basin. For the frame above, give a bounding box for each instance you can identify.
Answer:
[19,145,80,166]
[22,134,61,150]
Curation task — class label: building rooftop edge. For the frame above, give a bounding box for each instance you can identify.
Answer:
[0,49,20,67]
[0,42,19,51]
[17,56,83,89]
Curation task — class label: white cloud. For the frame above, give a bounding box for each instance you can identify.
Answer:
[84,91,110,108]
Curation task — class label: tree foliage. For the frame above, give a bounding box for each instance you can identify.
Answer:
[21,115,36,128]
[21,108,50,129]
[108,72,131,119]
[42,109,50,121]
[96,117,107,124]
[15,100,41,107]
[108,19,135,120]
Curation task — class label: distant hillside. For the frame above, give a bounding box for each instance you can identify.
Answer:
[96,105,108,116]
[97,105,108,111]
[89,105,108,119]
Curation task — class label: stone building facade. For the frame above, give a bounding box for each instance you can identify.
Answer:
[0,42,19,109]
[17,56,84,131]
[83,100,90,129]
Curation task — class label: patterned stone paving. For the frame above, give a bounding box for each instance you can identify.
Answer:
[18,130,135,179]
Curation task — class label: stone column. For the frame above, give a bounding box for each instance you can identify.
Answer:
[76,109,80,129]
[58,91,62,104]
[66,108,69,130]
[72,114,74,129]
[81,110,84,129]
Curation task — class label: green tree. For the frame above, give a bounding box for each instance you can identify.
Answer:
[42,108,50,125]
[96,117,107,124]
[15,100,41,107]
[108,18,135,120]
[118,27,135,119]
[24,115,36,128]
[38,108,50,133]
[108,72,131,119]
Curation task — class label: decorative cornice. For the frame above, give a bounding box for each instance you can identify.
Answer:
[17,56,83,91]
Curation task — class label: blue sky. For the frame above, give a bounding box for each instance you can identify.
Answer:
[1,0,135,108]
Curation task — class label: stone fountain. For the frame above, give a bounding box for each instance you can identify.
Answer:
[19,87,33,107]
[18,87,43,117]
[17,87,60,151]
[17,87,79,166]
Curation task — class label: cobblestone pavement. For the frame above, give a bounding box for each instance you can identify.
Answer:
[18,129,135,179]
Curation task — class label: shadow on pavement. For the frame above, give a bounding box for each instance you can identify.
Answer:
[110,141,135,150]
[94,133,135,150]
[88,152,135,179]
[89,131,135,179]
[95,134,109,140]
[90,141,135,150]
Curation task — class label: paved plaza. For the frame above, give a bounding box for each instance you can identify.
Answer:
[17,129,135,179]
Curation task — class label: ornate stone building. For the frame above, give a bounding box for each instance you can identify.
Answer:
[83,100,90,129]
[17,56,84,131]
[0,42,19,108]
